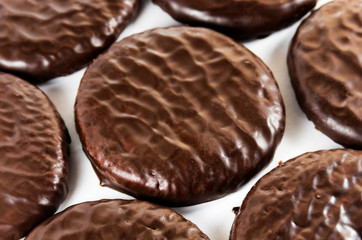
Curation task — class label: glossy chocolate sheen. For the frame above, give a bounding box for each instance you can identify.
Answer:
[0,72,70,239]
[230,149,362,239]
[288,0,362,149]
[75,26,285,206]
[0,0,139,83]
[26,199,210,239]
[152,0,316,39]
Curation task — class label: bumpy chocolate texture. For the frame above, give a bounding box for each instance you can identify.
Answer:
[26,199,210,239]
[288,0,362,149]
[152,0,316,39]
[75,26,285,206]
[0,0,139,83]
[0,72,70,239]
[230,149,362,239]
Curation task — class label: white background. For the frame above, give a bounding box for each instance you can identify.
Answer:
[37,0,339,239]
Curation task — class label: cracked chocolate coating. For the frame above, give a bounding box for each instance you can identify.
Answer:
[152,0,316,40]
[26,199,210,240]
[288,0,362,149]
[0,72,70,239]
[230,149,362,240]
[0,0,139,83]
[75,26,285,206]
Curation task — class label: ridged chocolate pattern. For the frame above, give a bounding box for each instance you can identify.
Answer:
[0,0,138,83]
[75,26,285,206]
[152,0,316,39]
[288,0,362,149]
[26,199,210,239]
[231,149,362,240]
[0,72,70,239]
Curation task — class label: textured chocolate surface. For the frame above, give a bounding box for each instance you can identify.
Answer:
[26,199,210,239]
[0,0,139,83]
[152,0,316,39]
[288,0,362,149]
[230,149,362,240]
[75,26,285,206]
[0,72,70,239]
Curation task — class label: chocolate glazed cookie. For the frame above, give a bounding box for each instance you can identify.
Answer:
[0,73,70,239]
[75,26,285,206]
[0,0,139,83]
[230,149,362,240]
[288,0,362,149]
[152,0,316,40]
[26,199,210,239]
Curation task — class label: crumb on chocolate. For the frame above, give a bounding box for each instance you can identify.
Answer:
[232,207,240,215]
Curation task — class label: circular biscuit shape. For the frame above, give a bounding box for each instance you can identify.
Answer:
[230,149,362,240]
[152,0,316,39]
[0,0,139,83]
[288,0,362,149]
[75,26,285,206]
[0,72,70,239]
[26,199,210,240]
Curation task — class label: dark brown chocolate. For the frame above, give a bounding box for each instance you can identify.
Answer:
[152,0,316,39]
[26,199,210,239]
[288,0,362,149]
[230,149,362,239]
[0,0,139,83]
[75,26,285,206]
[0,72,70,239]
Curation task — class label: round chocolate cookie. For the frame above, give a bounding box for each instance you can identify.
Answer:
[0,0,139,83]
[75,26,285,206]
[288,0,362,149]
[152,0,316,39]
[230,149,362,239]
[26,199,210,239]
[0,72,70,239]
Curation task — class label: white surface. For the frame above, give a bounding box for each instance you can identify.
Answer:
[38,0,339,239]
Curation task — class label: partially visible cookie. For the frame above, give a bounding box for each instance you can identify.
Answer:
[26,199,210,240]
[152,0,316,39]
[0,72,70,239]
[75,26,285,206]
[230,149,362,239]
[0,0,139,83]
[288,0,362,149]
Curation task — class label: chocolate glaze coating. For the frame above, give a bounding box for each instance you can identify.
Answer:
[152,0,316,40]
[75,26,285,206]
[26,199,210,240]
[0,72,70,239]
[230,149,362,240]
[288,0,362,149]
[0,0,139,83]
